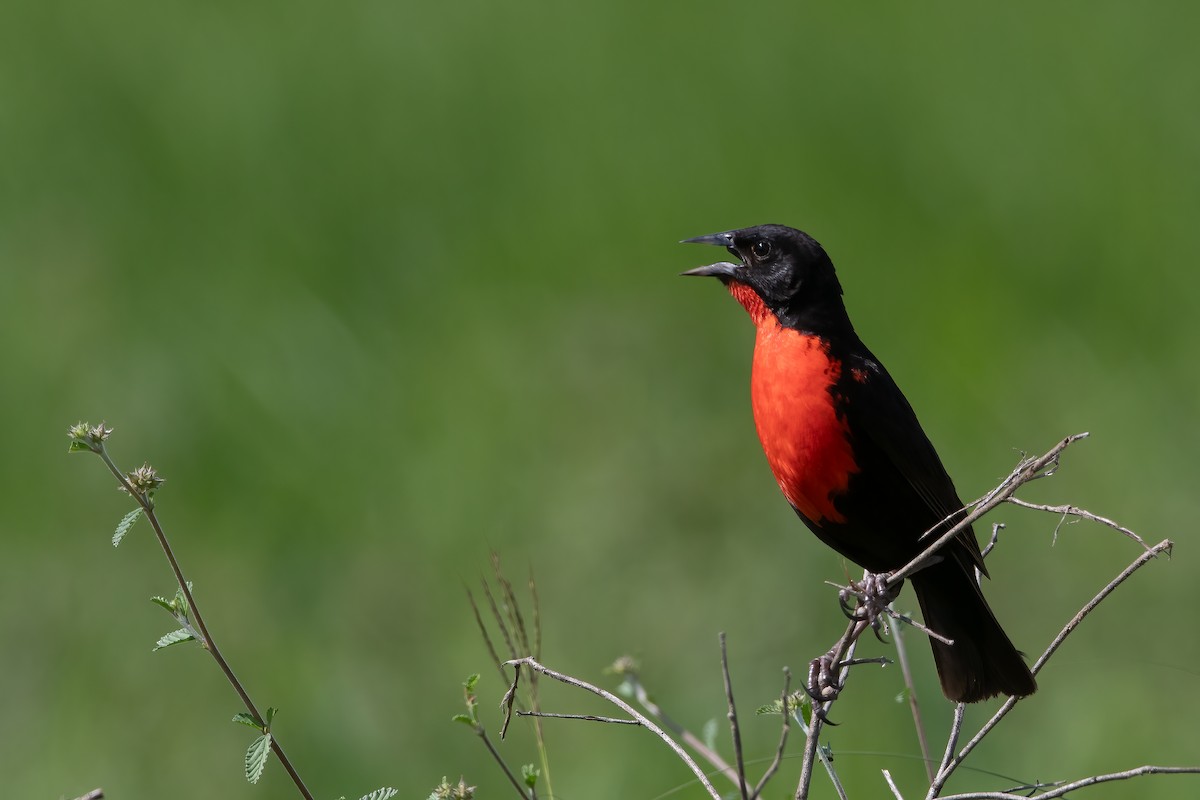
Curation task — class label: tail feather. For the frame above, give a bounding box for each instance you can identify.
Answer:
[910,560,1037,703]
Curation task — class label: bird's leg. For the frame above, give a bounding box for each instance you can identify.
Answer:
[837,572,900,642]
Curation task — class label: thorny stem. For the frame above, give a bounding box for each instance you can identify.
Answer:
[94,446,313,800]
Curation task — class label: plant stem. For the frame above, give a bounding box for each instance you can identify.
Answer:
[96,446,314,800]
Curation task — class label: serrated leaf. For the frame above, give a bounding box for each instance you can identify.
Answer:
[463,674,479,691]
[245,732,272,784]
[150,595,174,612]
[265,706,277,727]
[173,587,188,612]
[153,628,196,651]
[232,712,263,731]
[359,788,398,800]
[112,507,142,547]
[451,714,474,726]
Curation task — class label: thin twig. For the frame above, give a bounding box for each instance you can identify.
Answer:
[503,656,722,800]
[93,447,313,800]
[70,791,104,800]
[1006,497,1149,548]
[891,433,1092,587]
[719,633,750,800]
[517,711,639,724]
[477,724,533,800]
[927,539,1174,797]
[892,618,934,783]
[499,663,521,739]
[750,668,791,800]
[938,765,1200,800]
[931,702,965,795]
[980,523,1004,561]
[884,769,907,799]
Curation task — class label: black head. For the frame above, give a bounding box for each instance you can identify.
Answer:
[681,224,850,332]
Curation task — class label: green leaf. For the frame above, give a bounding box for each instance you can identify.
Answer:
[173,587,188,613]
[112,507,143,547]
[463,674,479,692]
[68,440,94,453]
[245,732,272,784]
[359,789,398,800]
[150,595,174,612]
[265,706,277,728]
[232,712,263,731]
[153,628,196,651]
[756,700,782,715]
[451,714,474,726]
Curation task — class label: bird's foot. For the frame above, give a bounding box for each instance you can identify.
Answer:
[837,571,900,641]
[804,650,844,722]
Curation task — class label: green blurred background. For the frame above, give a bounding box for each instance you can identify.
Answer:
[3,1,1197,798]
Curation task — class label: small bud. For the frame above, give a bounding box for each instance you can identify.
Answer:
[122,463,165,496]
[67,421,113,452]
[429,777,475,800]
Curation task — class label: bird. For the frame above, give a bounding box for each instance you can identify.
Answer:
[681,223,1036,703]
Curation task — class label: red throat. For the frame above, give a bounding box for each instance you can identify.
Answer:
[728,281,858,524]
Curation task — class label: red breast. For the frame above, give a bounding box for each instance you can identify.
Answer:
[729,282,859,524]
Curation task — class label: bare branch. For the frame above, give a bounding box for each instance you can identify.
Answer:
[720,633,750,800]
[891,433,1090,586]
[1006,497,1149,549]
[928,539,1174,796]
[939,765,1200,800]
[884,769,907,800]
[499,662,521,740]
[516,711,638,725]
[930,702,965,797]
[980,523,1004,561]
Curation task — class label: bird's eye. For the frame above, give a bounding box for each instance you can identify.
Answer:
[751,240,772,259]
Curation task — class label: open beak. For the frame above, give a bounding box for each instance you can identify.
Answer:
[680,230,742,278]
[680,261,742,278]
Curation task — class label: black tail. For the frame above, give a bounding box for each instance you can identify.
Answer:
[910,559,1037,703]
